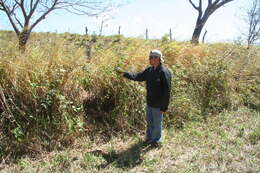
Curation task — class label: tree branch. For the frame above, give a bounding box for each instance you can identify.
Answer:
[30,0,33,11]
[212,0,221,6]
[215,0,234,10]
[28,0,40,18]
[198,0,202,15]
[13,12,23,28]
[204,0,234,17]
[9,2,18,14]
[1,3,20,35]
[29,0,58,32]
[189,0,199,10]
[16,0,28,20]
[0,0,3,9]
[189,0,203,21]
[53,0,109,15]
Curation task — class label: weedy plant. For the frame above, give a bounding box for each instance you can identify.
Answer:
[0,31,259,162]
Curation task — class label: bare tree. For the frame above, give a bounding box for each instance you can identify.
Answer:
[0,0,113,50]
[96,7,116,36]
[188,0,235,44]
[98,14,111,36]
[243,0,260,49]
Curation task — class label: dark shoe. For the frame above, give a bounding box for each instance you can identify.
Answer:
[144,138,152,144]
[150,141,162,148]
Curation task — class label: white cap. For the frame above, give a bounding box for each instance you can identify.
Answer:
[149,49,164,63]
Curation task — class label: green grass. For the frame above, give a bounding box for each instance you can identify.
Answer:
[1,107,258,173]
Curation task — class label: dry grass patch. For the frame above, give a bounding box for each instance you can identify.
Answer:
[1,107,258,173]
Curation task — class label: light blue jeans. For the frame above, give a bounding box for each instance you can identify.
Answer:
[146,105,163,143]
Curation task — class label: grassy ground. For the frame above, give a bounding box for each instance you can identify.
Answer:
[0,107,259,173]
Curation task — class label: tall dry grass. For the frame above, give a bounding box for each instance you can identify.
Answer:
[0,31,259,161]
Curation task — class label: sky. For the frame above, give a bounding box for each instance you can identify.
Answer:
[0,0,252,43]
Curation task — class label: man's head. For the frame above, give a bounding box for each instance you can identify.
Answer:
[149,49,164,67]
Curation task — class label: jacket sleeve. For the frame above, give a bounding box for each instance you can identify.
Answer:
[160,70,172,112]
[123,68,147,82]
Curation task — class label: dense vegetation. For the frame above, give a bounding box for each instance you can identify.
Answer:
[0,30,259,163]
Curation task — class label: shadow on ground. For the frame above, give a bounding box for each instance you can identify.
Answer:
[89,140,157,169]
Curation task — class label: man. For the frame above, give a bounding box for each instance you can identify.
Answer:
[117,49,172,147]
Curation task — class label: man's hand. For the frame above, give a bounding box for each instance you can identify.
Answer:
[115,67,125,76]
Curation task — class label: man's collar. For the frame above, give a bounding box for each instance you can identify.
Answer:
[153,63,162,70]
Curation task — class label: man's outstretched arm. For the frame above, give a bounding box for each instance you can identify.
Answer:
[123,69,147,82]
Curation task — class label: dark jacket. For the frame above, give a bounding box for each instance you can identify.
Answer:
[123,64,172,112]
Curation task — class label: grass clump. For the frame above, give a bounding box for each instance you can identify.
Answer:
[249,124,260,144]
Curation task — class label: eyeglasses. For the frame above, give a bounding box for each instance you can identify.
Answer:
[149,56,159,60]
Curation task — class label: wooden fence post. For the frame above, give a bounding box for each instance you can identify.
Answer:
[118,26,121,35]
[169,28,172,41]
[146,28,148,40]
[85,26,88,35]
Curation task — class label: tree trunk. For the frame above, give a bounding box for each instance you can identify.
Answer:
[191,20,205,44]
[247,41,251,49]
[18,29,30,51]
